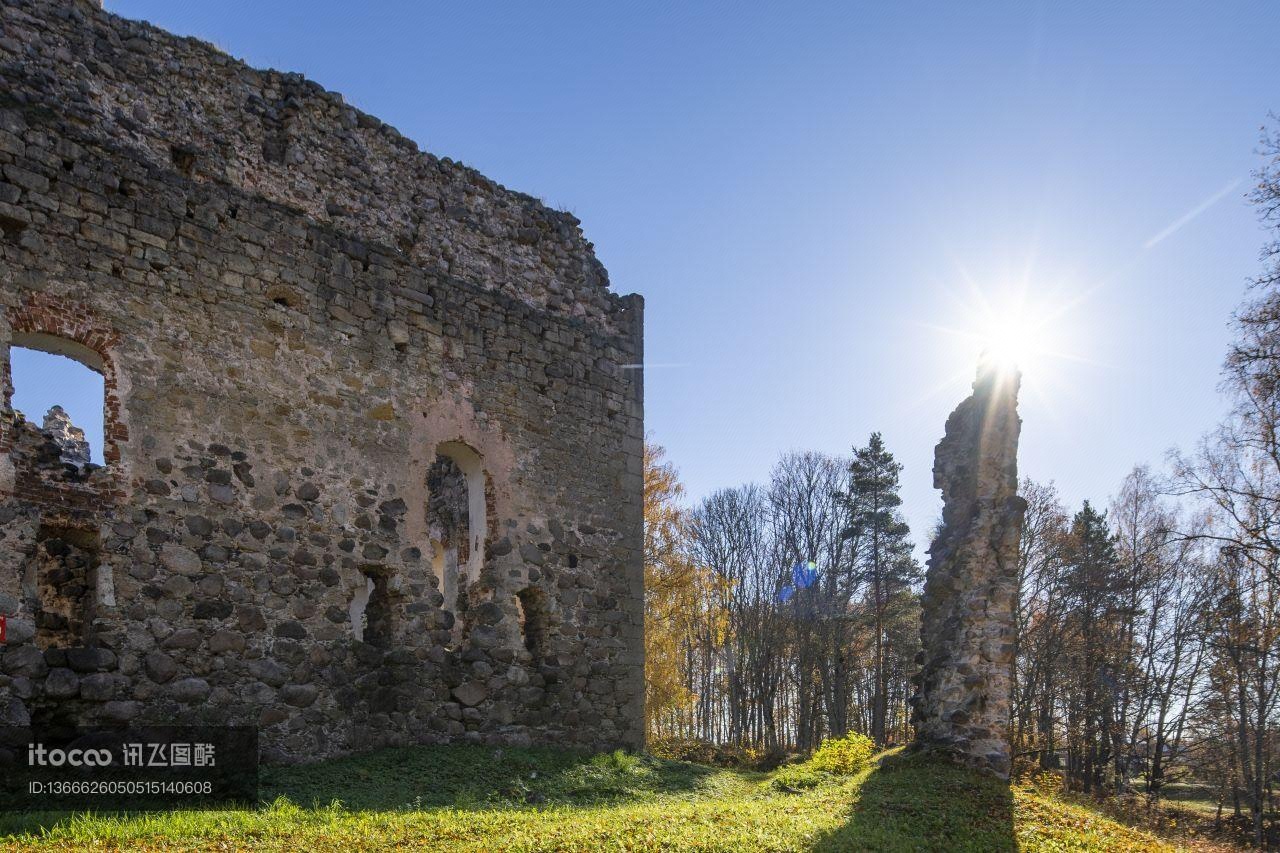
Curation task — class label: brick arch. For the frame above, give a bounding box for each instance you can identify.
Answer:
[2,294,127,465]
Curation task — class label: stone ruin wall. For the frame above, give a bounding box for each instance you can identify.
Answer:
[0,0,645,761]
[910,363,1026,779]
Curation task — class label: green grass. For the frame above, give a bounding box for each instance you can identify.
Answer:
[1156,781,1223,815]
[0,745,1191,851]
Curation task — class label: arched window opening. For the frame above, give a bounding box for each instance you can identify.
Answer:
[515,586,549,662]
[351,565,394,648]
[425,441,487,622]
[8,339,105,468]
[348,575,372,642]
[29,524,101,649]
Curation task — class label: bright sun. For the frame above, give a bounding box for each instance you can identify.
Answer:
[974,304,1054,375]
[920,270,1091,411]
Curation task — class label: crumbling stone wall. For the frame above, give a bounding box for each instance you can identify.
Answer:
[39,406,89,470]
[0,0,645,761]
[910,361,1026,778]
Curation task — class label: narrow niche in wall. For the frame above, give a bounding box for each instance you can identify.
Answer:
[29,524,101,649]
[350,565,395,648]
[515,586,549,662]
[425,441,486,626]
[7,339,105,469]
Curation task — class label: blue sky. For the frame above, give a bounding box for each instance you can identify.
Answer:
[17,0,1278,547]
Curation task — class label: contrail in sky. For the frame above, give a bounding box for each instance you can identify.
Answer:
[1143,178,1242,250]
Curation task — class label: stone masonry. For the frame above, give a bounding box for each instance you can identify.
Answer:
[910,358,1026,778]
[40,405,90,470]
[0,0,645,761]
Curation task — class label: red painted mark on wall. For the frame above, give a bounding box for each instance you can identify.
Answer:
[0,615,6,644]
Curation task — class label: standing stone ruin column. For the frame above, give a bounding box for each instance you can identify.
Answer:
[910,357,1027,778]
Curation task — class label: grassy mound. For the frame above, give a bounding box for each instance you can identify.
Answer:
[0,745,1200,851]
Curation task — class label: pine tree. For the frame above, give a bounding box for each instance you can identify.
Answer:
[842,433,921,746]
[1059,501,1125,793]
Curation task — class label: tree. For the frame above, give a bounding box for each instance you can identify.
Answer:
[768,451,857,750]
[841,433,921,747]
[1010,478,1071,771]
[1167,120,1280,844]
[1109,467,1208,798]
[692,484,777,746]
[1057,501,1126,793]
[1201,546,1280,845]
[643,440,726,739]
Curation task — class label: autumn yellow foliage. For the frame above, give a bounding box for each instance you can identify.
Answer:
[643,441,729,739]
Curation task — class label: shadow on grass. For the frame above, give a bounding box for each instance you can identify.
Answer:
[812,754,1015,853]
[260,744,724,810]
